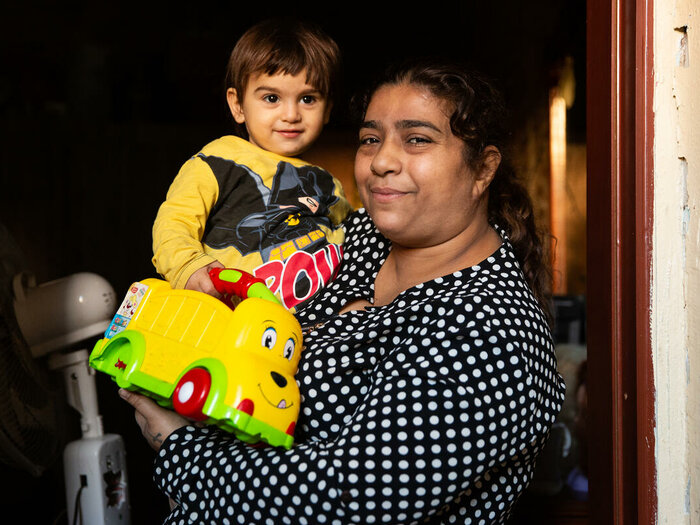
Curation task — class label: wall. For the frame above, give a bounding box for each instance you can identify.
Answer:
[654,0,700,522]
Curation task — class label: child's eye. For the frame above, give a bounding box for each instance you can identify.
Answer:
[300,95,316,104]
[263,94,279,103]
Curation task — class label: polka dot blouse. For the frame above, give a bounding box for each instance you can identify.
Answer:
[154,209,566,524]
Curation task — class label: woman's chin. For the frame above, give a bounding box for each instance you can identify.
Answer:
[367,212,405,240]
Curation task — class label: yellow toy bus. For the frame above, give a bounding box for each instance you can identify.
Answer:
[89,269,303,449]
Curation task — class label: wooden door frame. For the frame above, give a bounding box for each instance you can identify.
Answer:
[586,0,656,523]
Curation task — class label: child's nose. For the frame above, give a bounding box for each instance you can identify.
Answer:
[281,101,301,122]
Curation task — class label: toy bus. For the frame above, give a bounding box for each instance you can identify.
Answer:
[89,269,303,449]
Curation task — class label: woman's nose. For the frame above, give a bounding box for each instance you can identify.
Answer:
[370,142,400,177]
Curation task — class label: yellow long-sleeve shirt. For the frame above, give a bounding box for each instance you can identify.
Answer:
[152,136,352,309]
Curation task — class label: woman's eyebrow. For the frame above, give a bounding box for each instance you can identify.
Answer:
[396,119,441,132]
[360,119,441,132]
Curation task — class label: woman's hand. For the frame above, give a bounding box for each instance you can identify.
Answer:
[119,389,189,452]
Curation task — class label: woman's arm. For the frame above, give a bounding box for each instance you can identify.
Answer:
[143,296,563,524]
[119,389,189,451]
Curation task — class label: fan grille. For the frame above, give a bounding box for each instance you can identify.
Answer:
[0,288,64,477]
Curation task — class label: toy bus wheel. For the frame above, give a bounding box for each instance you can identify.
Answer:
[173,368,211,421]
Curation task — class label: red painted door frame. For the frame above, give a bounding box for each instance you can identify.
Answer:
[586,0,655,522]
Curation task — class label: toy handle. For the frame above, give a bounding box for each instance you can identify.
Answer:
[209,268,281,306]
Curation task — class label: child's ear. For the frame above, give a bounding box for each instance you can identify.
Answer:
[226,88,246,124]
[323,101,333,125]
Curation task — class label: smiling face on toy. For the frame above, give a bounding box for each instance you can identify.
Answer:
[256,317,301,410]
[226,298,303,431]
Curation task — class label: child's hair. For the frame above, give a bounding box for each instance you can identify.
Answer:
[225,18,341,130]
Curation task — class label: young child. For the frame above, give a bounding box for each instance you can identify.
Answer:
[152,19,353,311]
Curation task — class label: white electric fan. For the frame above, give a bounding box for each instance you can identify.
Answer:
[6,269,131,524]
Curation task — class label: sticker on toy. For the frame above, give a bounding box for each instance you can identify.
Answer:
[104,282,149,339]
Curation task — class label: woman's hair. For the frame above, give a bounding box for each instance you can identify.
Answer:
[225,17,341,103]
[353,59,553,322]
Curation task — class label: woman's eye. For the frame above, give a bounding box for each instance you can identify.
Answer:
[263,94,279,103]
[262,327,277,348]
[408,136,432,145]
[359,136,379,146]
[283,339,295,360]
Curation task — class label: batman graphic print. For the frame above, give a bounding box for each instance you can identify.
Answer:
[202,155,339,259]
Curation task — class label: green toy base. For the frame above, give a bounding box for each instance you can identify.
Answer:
[90,337,295,450]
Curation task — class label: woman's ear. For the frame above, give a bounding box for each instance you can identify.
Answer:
[226,88,246,124]
[474,146,501,194]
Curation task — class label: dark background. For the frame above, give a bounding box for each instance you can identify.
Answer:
[0,1,585,523]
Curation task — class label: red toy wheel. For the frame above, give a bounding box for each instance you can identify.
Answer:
[172,368,211,421]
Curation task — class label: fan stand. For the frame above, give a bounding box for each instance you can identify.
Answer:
[12,272,131,524]
[49,349,130,525]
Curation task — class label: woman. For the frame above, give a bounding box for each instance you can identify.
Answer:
[121,59,565,524]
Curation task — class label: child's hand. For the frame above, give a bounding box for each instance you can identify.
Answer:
[185,261,224,297]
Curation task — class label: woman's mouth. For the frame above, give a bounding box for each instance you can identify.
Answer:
[370,187,408,203]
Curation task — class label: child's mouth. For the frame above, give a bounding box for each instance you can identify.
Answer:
[276,130,303,138]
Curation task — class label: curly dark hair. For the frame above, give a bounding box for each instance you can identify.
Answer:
[352,59,553,323]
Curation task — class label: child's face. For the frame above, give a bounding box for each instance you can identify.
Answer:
[227,71,331,157]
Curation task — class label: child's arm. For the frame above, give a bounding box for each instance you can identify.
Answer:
[184,261,224,296]
[152,157,221,289]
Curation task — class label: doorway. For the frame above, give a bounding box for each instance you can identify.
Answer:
[585,0,656,522]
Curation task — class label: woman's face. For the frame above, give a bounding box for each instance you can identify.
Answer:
[355,83,493,248]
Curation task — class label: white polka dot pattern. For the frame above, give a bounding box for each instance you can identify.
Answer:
[154,209,566,524]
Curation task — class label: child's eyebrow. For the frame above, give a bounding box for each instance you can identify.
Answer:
[253,85,322,95]
[253,85,281,93]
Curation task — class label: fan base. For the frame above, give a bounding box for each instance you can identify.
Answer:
[64,434,130,524]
